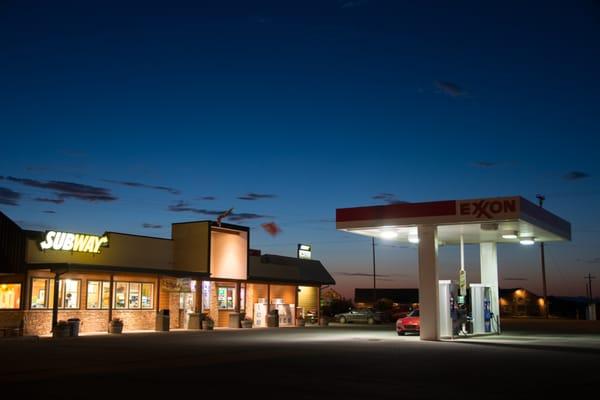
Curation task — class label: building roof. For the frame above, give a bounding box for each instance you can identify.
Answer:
[248,254,336,286]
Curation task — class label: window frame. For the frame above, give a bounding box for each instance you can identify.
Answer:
[113,281,155,310]
[217,285,236,310]
[29,277,54,309]
[0,282,22,310]
[141,283,154,309]
[58,278,81,310]
[86,280,111,310]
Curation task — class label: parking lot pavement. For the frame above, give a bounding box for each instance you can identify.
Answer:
[1,326,598,399]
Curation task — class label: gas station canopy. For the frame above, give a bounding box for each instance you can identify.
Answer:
[336,196,571,245]
[336,196,571,341]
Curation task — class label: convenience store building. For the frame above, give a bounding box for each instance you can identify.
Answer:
[0,211,334,335]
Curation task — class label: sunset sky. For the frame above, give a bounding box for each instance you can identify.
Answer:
[1,0,599,299]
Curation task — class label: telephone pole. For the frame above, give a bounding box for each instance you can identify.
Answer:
[585,273,596,302]
[536,194,549,318]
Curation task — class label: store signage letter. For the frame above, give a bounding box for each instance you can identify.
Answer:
[40,231,109,253]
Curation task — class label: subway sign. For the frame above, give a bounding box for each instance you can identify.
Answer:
[457,198,517,219]
[40,231,109,254]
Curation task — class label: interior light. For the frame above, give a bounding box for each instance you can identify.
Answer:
[519,237,535,245]
[380,230,398,240]
[502,231,519,239]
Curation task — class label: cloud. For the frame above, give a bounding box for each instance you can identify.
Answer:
[196,196,216,201]
[168,201,271,222]
[371,193,408,204]
[434,80,465,97]
[472,161,497,168]
[6,176,117,202]
[229,213,269,222]
[42,210,56,214]
[563,171,590,181]
[0,187,21,206]
[103,179,180,195]
[168,201,219,214]
[34,197,65,204]
[142,223,163,229]
[237,193,277,201]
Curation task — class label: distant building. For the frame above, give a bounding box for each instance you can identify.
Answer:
[354,288,419,309]
[499,288,544,317]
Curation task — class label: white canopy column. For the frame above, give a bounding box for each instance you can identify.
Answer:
[418,225,440,340]
[480,242,500,332]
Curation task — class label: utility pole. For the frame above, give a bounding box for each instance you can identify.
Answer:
[585,273,596,303]
[536,194,549,318]
[372,237,377,306]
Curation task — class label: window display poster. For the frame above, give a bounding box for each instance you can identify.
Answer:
[276,303,295,326]
[254,303,267,327]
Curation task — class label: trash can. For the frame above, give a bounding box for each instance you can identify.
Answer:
[67,318,81,337]
[267,309,279,328]
[156,309,170,331]
[188,312,202,329]
[228,312,241,328]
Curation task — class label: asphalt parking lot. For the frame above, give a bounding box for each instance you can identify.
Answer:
[1,323,599,399]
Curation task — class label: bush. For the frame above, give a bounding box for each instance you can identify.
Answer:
[321,298,354,317]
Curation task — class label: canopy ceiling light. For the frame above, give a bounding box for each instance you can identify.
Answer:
[502,231,519,239]
[519,237,536,245]
[380,230,398,240]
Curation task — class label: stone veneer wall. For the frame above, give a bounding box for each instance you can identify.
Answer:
[19,309,155,335]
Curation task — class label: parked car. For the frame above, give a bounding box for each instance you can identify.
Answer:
[396,309,420,335]
[334,309,381,324]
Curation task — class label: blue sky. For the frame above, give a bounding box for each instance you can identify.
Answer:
[1,0,599,298]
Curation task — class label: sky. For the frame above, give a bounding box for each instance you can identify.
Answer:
[1,0,599,299]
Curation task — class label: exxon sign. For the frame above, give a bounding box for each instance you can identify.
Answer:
[456,198,518,219]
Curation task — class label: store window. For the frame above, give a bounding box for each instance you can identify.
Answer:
[217,286,235,310]
[113,282,154,309]
[240,283,245,312]
[129,283,141,308]
[141,283,154,309]
[202,281,211,311]
[58,279,80,309]
[30,278,80,309]
[0,283,21,309]
[31,278,52,308]
[87,281,110,309]
[114,282,128,309]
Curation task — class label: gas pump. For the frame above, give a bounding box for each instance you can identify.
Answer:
[470,284,496,334]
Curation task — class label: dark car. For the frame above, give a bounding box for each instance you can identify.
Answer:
[334,309,380,324]
[396,309,420,335]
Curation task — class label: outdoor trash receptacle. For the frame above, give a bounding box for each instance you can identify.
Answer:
[228,312,241,328]
[267,309,279,327]
[156,309,170,331]
[188,312,202,329]
[67,318,81,336]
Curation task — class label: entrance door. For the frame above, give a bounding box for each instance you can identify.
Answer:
[179,293,195,328]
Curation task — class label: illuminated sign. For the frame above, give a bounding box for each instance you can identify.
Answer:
[40,231,109,254]
[457,199,517,219]
[297,243,312,260]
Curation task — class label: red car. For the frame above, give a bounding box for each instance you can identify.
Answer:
[396,309,420,335]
